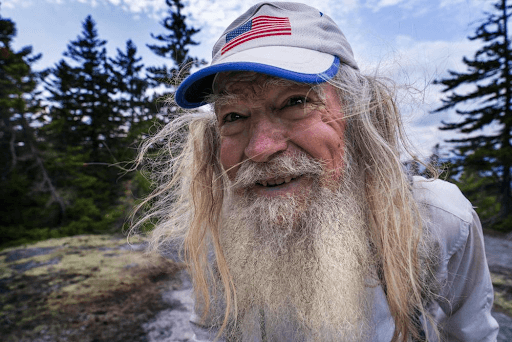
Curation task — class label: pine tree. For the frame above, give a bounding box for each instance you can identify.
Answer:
[0,15,67,245]
[146,0,203,83]
[43,16,126,235]
[144,0,205,125]
[45,15,121,159]
[433,0,512,229]
[0,17,41,176]
[110,39,153,146]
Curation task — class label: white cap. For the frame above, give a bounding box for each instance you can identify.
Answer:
[176,1,358,108]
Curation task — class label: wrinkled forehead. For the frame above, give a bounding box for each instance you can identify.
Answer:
[213,71,265,93]
[211,71,322,104]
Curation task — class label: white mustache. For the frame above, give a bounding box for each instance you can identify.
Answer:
[231,152,324,190]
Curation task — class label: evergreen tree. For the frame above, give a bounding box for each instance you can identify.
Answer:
[110,39,153,146]
[433,0,512,229]
[0,17,41,176]
[145,0,205,125]
[146,0,203,83]
[42,16,127,235]
[45,15,121,159]
[0,15,67,245]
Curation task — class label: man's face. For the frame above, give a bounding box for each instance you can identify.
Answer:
[212,74,373,341]
[215,72,346,197]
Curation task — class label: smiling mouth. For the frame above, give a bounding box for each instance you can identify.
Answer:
[256,175,300,187]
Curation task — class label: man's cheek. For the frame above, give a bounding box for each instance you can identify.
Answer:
[219,138,243,179]
[322,117,346,180]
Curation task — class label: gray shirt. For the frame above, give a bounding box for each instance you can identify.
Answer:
[411,176,498,341]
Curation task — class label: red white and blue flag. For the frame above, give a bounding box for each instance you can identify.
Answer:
[221,16,291,55]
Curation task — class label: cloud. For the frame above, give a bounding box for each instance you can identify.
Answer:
[3,0,36,8]
[366,0,407,10]
[26,0,171,19]
[25,0,358,51]
[112,0,168,17]
[438,0,492,10]
[4,0,168,16]
[180,0,363,60]
[438,0,495,29]
[364,0,422,12]
[344,31,483,157]
[379,35,483,157]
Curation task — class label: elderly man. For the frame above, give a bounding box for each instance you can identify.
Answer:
[136,2,499,341]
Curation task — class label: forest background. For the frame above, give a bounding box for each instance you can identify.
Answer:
[2,0,512,249]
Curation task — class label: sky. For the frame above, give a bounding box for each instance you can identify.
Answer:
[1,0,497,159]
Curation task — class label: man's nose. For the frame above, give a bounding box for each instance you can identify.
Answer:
[244,118,287,162]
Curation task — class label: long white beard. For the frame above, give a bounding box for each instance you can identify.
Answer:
[217,154,376,341]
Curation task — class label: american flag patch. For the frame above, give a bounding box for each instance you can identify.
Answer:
[221,16,291,55]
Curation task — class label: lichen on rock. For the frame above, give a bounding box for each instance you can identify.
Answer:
[0,234,183,342]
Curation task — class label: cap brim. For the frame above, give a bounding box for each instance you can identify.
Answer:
[176,46,340,109]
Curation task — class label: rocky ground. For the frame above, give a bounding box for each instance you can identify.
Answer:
[484,234,512,341]
[1,233,511,341]
[0,235,184,342]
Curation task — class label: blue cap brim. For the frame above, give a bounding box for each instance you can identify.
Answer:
[175,56,340,109]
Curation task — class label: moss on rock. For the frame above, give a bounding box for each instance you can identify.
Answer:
[0,234,183,342]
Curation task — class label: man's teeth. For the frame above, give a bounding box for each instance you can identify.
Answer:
[259,176,296,187]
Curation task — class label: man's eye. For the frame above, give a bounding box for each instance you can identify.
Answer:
[285,96,307,107]
[223,113,245,123]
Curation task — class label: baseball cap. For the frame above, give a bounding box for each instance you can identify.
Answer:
[175,1,358,109]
